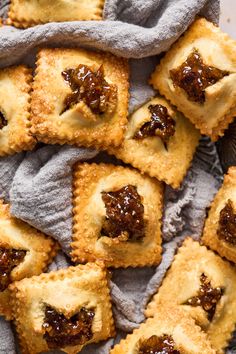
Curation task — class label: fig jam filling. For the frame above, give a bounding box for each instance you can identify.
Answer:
[0,111,7,130]
[43,306,95,349]
[61,64,117,115]
[134,104,175,145]
[185,273,223,321]
[101,185,145,241]
[170,50,229,103]
[139,334,180,354]
[217,199,236,245]
[0,248,26,292]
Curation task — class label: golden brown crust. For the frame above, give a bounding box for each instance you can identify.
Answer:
[0,200,56,320]
[145,238,236,353]
[71,163,163,268]
[107,96,200,188]
[150,18,236,141]
[10,262,115,354]
[110,305,216,354]
[30,48,129,149]
[0,65,35,156]
[202,167,236,263]
[7,0,105,28]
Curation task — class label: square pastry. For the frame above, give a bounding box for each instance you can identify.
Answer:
[71,163,163,268]
[145,238,236,353]
[10,262,115,354]
[108,96,200,188]
[0,65,35,156]
[111,305,216,354]
[150,18,236,141]
[31,48,129,149]
[0,200,56,320]
[202,166,236,263]
[8,0,104,28]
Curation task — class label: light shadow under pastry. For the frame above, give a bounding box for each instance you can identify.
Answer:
[202,166,236,263]
[145,238,236,354]
[110,305,216,354]
[10,262,115,354]
[150,18,236,141]
[107,96,200,189]
[71,163,163,268]
[7,0,105,28]
[0,65,35,156]
[30,48,129,150]
[0,200,56,320]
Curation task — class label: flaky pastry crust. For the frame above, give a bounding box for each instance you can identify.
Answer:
[10,262,115,354]
[0,200,56,320]
[71,163,163,268]
[0,65,35,156]
[8,0,104,28]
[30,48,129,149]
[150,18,236,141]
[202,167,236,263]
[108,97,200,188]
[110,305,216,354]
[145,238,236,353]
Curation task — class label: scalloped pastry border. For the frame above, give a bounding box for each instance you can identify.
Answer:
[202,167,236,263]
[145,238,236,353]
[71,162,163,268]
[30,48,129,149]
[7,0,105,28]
[107,96,200,188]
[10,262,115,354]
[0,65,35,156]
[111,305,216,354]
[0,199,57,320]
[150,17,236,141]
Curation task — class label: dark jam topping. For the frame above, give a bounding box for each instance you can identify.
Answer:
[0,111,7,130]
[185,273,223,321]
[134,104,176,144]
[0,248,26,292]
[61,64,117,115]
[170,50,229,103]
[139,334,180,354]
[43,306,95,349]
[101,185,145,241]
[217,200,236,245]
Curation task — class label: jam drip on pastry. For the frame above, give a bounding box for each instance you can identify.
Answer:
[61,64,117,115]
[134,104,176,146]
[101,185,145,241]
[0,111,7,130]
[170,50,229,103]
[185,273,223,321]
[43,306,95,349]
[0,248,26,292]
[217,199,236,245]
[139,334,180,354]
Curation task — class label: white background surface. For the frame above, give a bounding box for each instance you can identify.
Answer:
[220,0,236,38]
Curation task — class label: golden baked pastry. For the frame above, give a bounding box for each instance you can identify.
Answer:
[71,163,163,268]
[150,18,236,141]
[0,65,35,156]
[0,200,56,320]
[108,97,200,188]
[110,305,216,354]
[31,48,129,149]
[202,166,236,263]
[10,262,115,354]
[145,238,236,353]
[8,0,104,28]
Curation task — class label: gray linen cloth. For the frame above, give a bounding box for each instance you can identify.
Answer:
[0,0,232,353]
